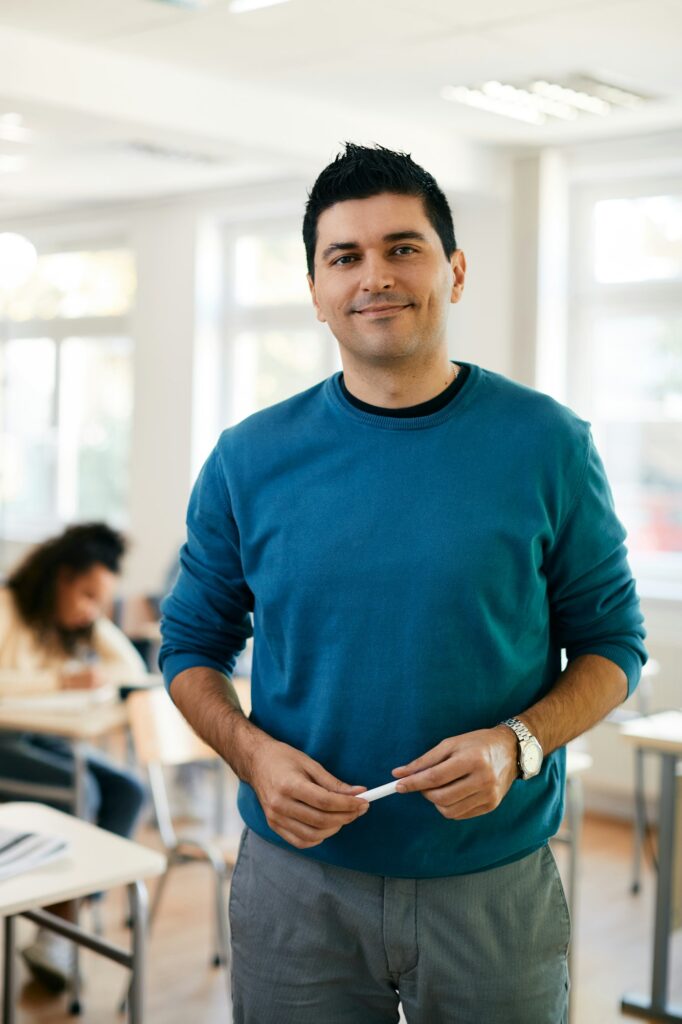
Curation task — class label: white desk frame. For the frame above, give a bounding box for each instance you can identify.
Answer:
[0,802,165,1024]
[620,711,682,1023]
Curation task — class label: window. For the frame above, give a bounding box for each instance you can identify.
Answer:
[569,185,682,591]
[0,247,135,541]
[223,223,339,424]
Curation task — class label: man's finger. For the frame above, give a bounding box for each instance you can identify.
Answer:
[391,742,450,776]
[297,771,368,813]
[395,763,471,794]
[280,796,368,829]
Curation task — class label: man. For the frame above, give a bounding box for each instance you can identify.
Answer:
[159,143,648,1023]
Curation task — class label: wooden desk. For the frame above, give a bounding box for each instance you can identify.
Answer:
[619,711,682,1023]
[0,802,165,1024]
[0,696,129,818]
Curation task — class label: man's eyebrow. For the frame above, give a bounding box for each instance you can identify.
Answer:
[320,231,429,262]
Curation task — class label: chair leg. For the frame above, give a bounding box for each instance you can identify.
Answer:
[148,860,175,933]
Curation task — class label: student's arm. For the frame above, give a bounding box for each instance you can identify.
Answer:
[91,616,149,684]
[392,428,648,818]
[160,442,368,848]
[0,667,60,697]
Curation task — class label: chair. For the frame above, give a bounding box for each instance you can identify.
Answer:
[125,688,240,1002]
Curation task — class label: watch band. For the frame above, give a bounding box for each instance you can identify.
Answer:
[502,717,534,743]
[500,717,543,780]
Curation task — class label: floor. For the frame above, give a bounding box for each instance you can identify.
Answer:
[6,812,682,1023]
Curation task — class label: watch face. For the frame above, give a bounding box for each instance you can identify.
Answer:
[522,743,542,774]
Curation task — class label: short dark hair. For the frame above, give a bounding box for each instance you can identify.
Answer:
[302,142,457,279]
[6,522,126,653]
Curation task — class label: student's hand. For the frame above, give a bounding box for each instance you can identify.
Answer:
[249,739,370,849]
[390,726,519,820]
[59,666,106,691]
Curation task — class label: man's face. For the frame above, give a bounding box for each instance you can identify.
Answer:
[307,192,466,366]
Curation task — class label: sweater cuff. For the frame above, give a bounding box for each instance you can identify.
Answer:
[161,652,231,699]
[569,644,644,700]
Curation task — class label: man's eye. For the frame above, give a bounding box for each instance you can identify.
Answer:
[394,246,416,255]
[332,255,357,265]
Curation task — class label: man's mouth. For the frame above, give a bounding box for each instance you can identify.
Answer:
[355,304,411,318]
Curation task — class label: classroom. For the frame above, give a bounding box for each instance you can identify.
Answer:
[0,2,680,1022]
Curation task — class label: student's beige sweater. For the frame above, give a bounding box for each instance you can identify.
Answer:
[0,587,148,695]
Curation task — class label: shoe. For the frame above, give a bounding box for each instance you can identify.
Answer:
[20,928,75,993]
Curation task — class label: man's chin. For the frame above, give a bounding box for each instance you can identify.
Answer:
[339,335,421,362]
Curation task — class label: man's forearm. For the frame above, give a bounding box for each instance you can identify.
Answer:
[512,653,629,755]
[169,666,273,785]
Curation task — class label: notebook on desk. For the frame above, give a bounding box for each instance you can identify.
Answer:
[0,826,70,882]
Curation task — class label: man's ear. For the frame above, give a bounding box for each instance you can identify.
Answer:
[450,250,466,305]
[307,273,327,324]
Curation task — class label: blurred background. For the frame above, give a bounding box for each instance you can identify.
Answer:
[0,1,680,1017]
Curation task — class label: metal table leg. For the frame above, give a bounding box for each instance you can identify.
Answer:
[631,746,646,894]
[70,742,88,1015]
[2,916,16,1024]
[128,880,148,1024]
[621,752,682,1022]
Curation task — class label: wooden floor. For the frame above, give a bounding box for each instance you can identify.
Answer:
[8,812,682,1023]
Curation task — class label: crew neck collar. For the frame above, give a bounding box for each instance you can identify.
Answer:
[325,361,481,431]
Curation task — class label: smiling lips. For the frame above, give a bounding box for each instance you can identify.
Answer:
[355,304,411,318]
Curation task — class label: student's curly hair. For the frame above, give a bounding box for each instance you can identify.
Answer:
[6,522,126,654]
[302,142,457,279]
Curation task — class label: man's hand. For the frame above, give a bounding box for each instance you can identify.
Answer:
[59,666,106,691]
[249,738,370,849]
[390,726,518,820]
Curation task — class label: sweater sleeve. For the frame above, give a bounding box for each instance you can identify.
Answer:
[158,441,254,695]
[543,427,648,698]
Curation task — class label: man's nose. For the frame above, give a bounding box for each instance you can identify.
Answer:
[360,254,394,291]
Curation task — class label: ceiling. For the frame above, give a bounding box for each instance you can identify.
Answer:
[0,0,680,217]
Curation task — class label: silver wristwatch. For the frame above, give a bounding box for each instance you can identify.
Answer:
[501,718,543,780]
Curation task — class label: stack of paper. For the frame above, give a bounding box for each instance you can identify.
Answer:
[0,827,70,882]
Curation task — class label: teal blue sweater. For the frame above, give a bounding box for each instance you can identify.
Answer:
[159,361,647,877]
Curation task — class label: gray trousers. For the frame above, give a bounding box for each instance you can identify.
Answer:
[228,826,570,1024]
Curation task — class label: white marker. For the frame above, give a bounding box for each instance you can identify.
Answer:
[355,780,401,803]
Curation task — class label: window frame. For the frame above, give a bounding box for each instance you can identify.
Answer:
[1,288,133,543]
[568,175,682,595]
[220,217,341,427]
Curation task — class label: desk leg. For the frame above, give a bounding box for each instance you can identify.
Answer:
[127,881,148,1024]
[564,775,583,1024]
[2,917,16,1024]
[631,747,646,894]
[621,752,682,1022]
[652,754,677,1009]
[70,745,87,1015]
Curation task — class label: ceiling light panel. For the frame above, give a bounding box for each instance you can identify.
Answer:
[442,75,650,126]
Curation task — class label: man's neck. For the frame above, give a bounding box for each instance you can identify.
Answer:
[340,356,459,409]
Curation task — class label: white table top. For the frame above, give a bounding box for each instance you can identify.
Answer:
[619,710,682,755]
[0,803,166,916]
[0,697,129,740]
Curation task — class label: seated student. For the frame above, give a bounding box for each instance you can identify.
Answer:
[0,522,148,992]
